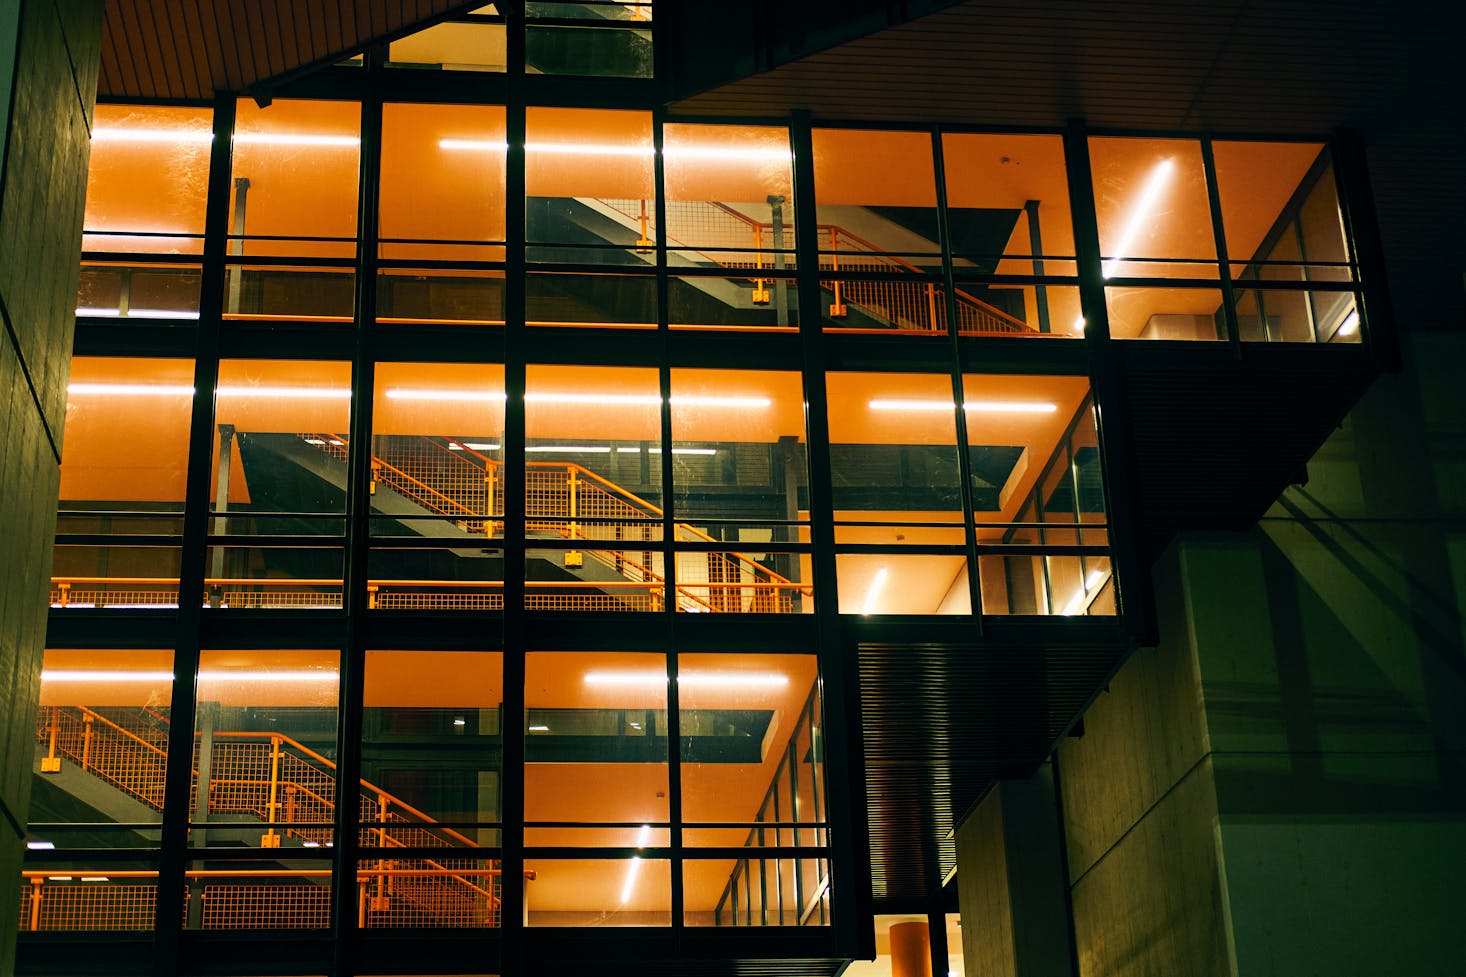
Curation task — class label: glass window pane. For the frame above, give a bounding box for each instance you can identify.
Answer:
[363,651,503,845]
[231,99,360,253]
[1104,285,1226,341]
[1088,137,1216,279]
[190,650,340,850]
[33,649,173,841]
[525,108,654,256]
[825,372,963,538]
[370,364,506,610]
[941,132,1075,273]
[85,105,211,255]
[524,364,662,544]
[812,129,939,262]
[54,358,191,602]
[381,103,507,259]
[525,652,669,840]
[387,13,507,72]
[662,123,794,268]
[212,359,353,523]
[525,3,653,79]
[960,374,1093,536]
[523,858,670,925]
[1212,141,1350,282]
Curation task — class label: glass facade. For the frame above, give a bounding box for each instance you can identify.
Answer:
[26,14,1377,969]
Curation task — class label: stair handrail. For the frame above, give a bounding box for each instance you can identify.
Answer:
[439,439,801,592]
[71,705,168,759]
[600,197,1031,333]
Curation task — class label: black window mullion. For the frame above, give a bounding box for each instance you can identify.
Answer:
[931,128,985,628]
[500,3,529,965]
[332,82,382,963]
[152,94,235,968]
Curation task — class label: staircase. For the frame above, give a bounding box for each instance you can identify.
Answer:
[595,197,1033,335]
[312,432,805,613]
[27,705,502,931]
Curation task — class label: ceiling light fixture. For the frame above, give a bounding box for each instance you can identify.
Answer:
[40,669,339,683]
[869,399,1057,414]
[584,671,789,689]
[526,445,612,454]
[438,139,790,163]
[1337,309,1360,337]
[67,383,195,397]
[1100,158,1175,279]
[1060,568,1110,616]
[861,566,889,615]
[75,307,201,320]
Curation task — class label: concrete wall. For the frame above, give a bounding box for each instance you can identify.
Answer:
[0,0,102,966]
[1054,552,1232,977]
[1202,327,1466,977]
[1054,325,1466,976]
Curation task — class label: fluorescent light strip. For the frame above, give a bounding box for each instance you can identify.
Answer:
[584,671,789,689]
[528,724,550,732]
[67,383,349,399]
[869,399,1057,414]
[68,383,194,397]
[386,389,770,409]
[92,128,212,144]
[41,670,338,683]
[464,442,500,451]
[92,129,360,148]
[1338,309,1360,337]
[439,139,789,163]
[1100,158,1175,279]
[76,307,201,320]
[26,841,55,850]
[861,566,889,615]
[526,445,611,454]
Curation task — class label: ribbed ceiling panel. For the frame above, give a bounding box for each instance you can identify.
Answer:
[672,0,1464,135]
[858,644,1126,901]
[98,0,481,99]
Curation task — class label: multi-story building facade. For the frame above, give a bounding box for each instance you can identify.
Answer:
[1,3,1459,976]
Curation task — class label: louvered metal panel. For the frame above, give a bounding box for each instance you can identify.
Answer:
[858,644,1126,901]
[98,0,481,99]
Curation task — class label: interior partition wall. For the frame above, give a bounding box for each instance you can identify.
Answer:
[20,29,1376,975]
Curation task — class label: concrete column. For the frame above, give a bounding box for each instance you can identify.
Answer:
[954,766,1075,977]
[0,0,104,969]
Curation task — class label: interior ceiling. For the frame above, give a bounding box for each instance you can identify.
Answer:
[98,0,480,100]
[671,0,1461,134]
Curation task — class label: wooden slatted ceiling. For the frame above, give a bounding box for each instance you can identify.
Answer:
[98,0,481,99]
[672,0,1465,134]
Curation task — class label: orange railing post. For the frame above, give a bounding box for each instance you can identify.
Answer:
[751,224,771,304]
[81,713,94,771]
[41,708,61,772]
[262,735,282,848]
[28,877,43,931]
[828,227,847,317]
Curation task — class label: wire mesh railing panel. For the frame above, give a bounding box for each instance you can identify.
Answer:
[217,588,343,609]
[374,590,506,611]
[50,586,181,608]
[372,435,496,530]
[36,707,169,810]
[360,863,501,929]
[200,883,331,929]
[20,880,157,931]
[205,742,275,820]
[525,590,662,612]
